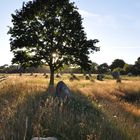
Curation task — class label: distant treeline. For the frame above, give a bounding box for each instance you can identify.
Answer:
[0,57,140,75]
[0,65,50,74]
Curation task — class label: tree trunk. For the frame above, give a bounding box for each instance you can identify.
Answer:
[49,68,54,86]
[48,66,55,94]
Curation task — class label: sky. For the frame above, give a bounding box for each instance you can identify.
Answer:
[0,0,140,66]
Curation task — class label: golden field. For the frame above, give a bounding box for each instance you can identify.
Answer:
[0,74,140,140]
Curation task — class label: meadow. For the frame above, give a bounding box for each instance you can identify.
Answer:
[0,74,140,140]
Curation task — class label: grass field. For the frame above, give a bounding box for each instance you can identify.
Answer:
[0,74,140,140]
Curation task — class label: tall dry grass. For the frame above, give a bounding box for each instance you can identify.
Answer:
[0,74,139,140]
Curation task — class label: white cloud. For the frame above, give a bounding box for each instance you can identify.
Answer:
[79,9,119,30]
[78,9,100,18]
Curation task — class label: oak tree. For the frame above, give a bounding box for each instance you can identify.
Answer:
[8,0,99,86]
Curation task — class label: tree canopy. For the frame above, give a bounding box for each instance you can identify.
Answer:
[98,63,109,74]
[132,57,140,75]
[110,59,125,71]
[8,0,99,86]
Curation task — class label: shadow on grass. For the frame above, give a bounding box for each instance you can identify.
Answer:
[32,89,131,140]
[120,92,140,104]
[0,84,131,140]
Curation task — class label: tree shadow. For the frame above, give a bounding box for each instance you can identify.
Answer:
[0,83,132,140]
[31,88,131,140]
[70,90,131,140]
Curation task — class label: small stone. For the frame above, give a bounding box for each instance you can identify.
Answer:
[127,72,132,77]
[69,77,74,81]
[43,73,46,76]
[30,72,33,76]
[97,74,104,81]
[19,73,22,76]
[73,75,79,80]
[116,78,121,83]
[85,75,90,80]
[56,74,61,78]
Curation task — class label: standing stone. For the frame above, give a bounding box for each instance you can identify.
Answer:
[56,74,61,78]
[72,74,79,80]
[56,81,71,98]
[112,71,122,83]
[112,71,120,79]
[69,74,79,81]
[30,72,33,76]
[69,77,74,81]
[97,74,104,81]
[127,73,132,77]
[85,75,90,80]
[43,73,46,76]
[116,77,121,83]
[19,73,22,76]
[89,73,92,77]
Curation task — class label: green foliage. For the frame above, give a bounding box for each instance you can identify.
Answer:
[8,0,99,85]
[123,63,133,74]
[110,59,125,71]
[90,62,98,74]
[113,67,125,75]
[132,57,140,75]
[98,63,109,74]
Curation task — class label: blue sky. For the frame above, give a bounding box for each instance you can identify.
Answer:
[0,0,140,66]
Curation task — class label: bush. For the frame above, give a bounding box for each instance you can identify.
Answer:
[113,67,126,75]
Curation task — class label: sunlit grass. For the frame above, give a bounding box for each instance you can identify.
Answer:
[0,74,140,140]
